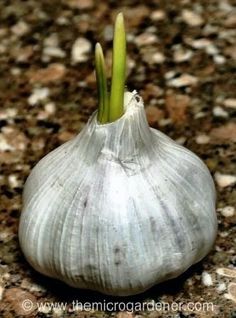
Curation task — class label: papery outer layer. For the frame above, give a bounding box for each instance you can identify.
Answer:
[19,91,217,296]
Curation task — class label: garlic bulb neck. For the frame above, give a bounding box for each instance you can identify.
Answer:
[92,91,152,167]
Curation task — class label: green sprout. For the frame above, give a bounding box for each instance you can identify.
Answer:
[95,43,109,124]
[95,12,126,124]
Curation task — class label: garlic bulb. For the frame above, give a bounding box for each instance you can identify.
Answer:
[19,90,217,296]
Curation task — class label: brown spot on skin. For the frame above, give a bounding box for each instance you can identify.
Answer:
[149,216,157,235]
[115,260,121,266]
[75,274,86,282]
[85,264,96,271]
[83,198,88,208]
[114,247,120,254]
[114,246,125,266]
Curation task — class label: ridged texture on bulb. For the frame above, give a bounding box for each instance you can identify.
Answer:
[19,91,217,296]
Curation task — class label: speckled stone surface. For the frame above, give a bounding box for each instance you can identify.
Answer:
[0,0,236,317]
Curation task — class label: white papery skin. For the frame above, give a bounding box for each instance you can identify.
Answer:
[19,91,217,296]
